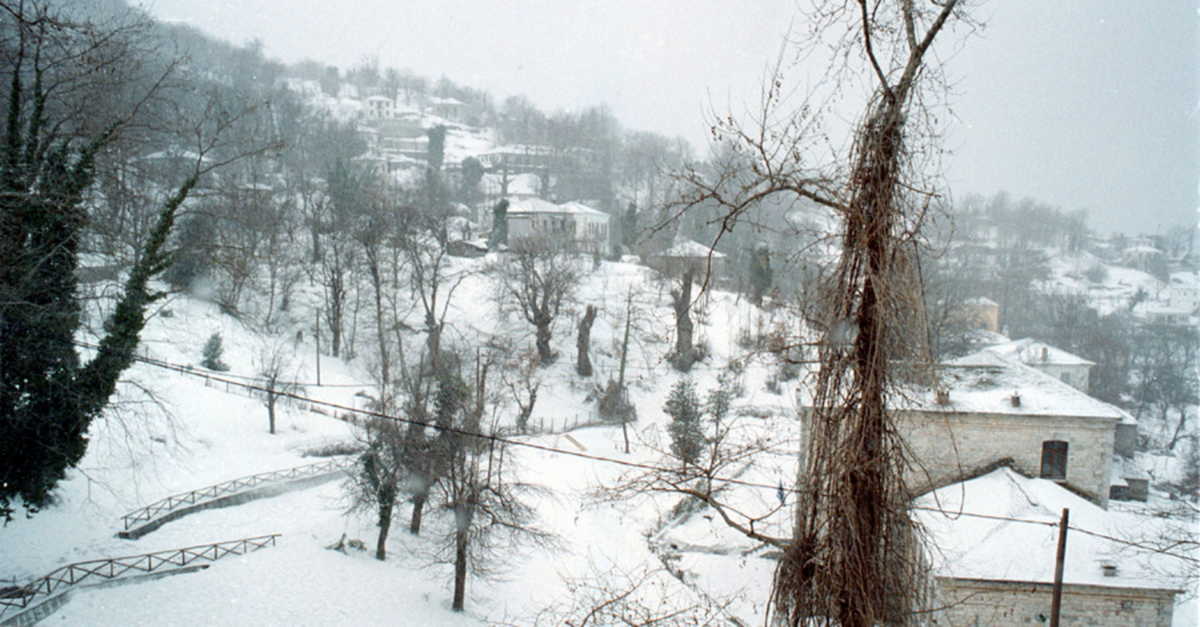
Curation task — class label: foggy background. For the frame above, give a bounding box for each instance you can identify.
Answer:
[145,0,1198,234]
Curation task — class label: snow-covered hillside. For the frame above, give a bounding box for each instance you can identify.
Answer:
[1,258,805,625]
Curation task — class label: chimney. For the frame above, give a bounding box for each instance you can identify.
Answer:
[1041,346,1048,361]
[1100,561,1118,577]
[1010,392,1021,408]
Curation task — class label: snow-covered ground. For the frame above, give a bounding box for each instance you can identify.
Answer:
[2,251,1195,625]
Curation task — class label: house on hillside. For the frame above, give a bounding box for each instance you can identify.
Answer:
[645,237,727,282]
[365,95,395,120]
[505,197,610,255]
[1168,271,1199,313]
[428,95,466,121]
[857,350,1144,506]
[918,468,1183,626]
[960,296,1000,333]
[982,337,1094,393]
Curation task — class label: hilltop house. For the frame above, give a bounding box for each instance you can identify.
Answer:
[645,237,727,282]
[960,296,1000,333]
[982,337,1095,393]
[918,468,1183,626]
[875,350,1142,506]
[505,197,610,255]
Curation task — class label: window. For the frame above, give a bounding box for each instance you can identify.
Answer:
[1041,440,1068,480]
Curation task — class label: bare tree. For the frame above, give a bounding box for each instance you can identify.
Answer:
[435,421,554,612]
[671,2,971,624]
[494,237,583,363]
[254,339,299,435]
[502,348,542,434]
[399,208,468,370]
[533,564,732,626]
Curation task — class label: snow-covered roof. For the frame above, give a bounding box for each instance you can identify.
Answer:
[654,238,727,259]
[983,338,1095,368]
[964,296,998,307]
[559,201,609,218]
[506,197,564,215]
[506,198,609,219]
[905,351,1127,421]
[916,467,1186,591]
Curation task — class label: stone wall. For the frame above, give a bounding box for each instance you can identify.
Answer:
[934,577,1177,627]
[898,409,1117,505]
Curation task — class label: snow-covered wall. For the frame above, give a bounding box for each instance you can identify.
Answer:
[936,578,1177,627]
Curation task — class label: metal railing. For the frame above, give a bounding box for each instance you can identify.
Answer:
[0,534,280,619]
[120,459,352,531]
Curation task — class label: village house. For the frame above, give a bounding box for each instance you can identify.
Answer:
[918,468,1183,626]
[882,350,1143,506]
[982,337,1095,393]
[505,197,611,255]
[644,237,727,282]
[960,296,1000,333]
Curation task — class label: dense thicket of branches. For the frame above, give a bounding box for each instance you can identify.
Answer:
[670,1,967,623]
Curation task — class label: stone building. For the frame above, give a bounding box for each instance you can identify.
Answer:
[895,350,1136,506]
[982,337,1095,393]
[918,468,1183,626]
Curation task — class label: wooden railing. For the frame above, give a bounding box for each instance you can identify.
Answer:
[0,534,280,620]
[120,459,352,532]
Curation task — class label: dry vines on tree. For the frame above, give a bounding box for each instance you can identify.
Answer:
[671,1,970,625]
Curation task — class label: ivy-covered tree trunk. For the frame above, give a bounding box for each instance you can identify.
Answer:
[670,268,695,371]
[376,494,394,560]
[576,304,596,376]
[534,312,554,363]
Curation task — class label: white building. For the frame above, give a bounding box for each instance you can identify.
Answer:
[506,197,610,255]
[918,468,1183,626]
[982,338,1095,393]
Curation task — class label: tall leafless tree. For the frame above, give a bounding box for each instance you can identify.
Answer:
[494,236,583,363]
[671,2,971,624]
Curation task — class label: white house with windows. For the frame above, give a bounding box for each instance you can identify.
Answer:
[982,337,1095,393]
[505,197,610,255]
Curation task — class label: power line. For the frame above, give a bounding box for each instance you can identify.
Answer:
[74,339,1199,566]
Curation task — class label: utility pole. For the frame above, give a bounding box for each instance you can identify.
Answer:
[617,288,633,454]
[1050,507,1070,627]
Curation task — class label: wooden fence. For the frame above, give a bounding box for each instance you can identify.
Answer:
[0,534,280,622]
[120,459,352,533]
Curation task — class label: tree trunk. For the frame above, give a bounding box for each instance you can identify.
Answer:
[671,269,695,370]
[267,394,277,435]
[409,491,426,535]
[576,304,596,376]
[452,514,469,611]
[376,499,393,560]
[535,318,553,363]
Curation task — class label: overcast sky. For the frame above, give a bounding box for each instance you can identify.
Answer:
[144,0,1197,234]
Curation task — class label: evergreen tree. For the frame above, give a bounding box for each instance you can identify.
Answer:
[488,199,509,250]
[664,379,703,466]
[622,203,639,251]
[0,2,238,521]
[201,333,230,371]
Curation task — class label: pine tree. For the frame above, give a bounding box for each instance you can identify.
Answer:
[201,333,230,371]
[664,379,703,466]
